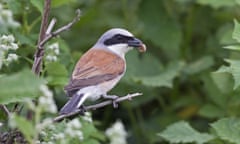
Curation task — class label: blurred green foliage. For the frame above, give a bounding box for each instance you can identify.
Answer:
[1,0,240,143]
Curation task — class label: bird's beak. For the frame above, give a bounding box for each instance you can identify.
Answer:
[127,37,147,53]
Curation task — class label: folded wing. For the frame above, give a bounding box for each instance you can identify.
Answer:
[64,49,125,96]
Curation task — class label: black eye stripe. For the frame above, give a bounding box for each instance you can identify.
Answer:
[104,34,133,46]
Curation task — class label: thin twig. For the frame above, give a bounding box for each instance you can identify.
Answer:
[39,9,81,47]
[0,104,10,117]
[53,93,142,122]
[46,18,57,35]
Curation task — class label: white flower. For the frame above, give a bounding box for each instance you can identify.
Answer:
[0,5,20,28]
[0,122,3,127]
[38,85,57,113]
[67,119,82,129]
[54,48,60,55]
[46,55,57,62]
[0,44,8,51]
[36,118,53,130]
[48,43,59,50]
[39,85,53,98]
[10,43,18,50]
[6,53,18,62]
[0,34,19,68]
[53,133,65,140]
[45,42,60,62]
[47,43,60,55]
[65,119,84,141]
[0,35,18,50]
[82,112,93,123]
[105,120,128,144]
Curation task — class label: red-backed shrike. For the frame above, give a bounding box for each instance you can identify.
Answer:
[60,28,146,114]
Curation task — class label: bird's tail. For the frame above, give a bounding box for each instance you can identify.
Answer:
[59,93,88,115]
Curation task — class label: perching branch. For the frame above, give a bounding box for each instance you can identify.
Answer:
[53,93,142,122]
[31,0,81,75]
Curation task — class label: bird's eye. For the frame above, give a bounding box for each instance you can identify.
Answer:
[115,35,124,40]
[104,34,131,45]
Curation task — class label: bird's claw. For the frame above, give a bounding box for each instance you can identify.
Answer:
[113,99,118,108]
[78,105,86,115]
[102,94,119,108]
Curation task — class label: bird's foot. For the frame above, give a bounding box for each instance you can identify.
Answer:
[102,94,119,108]
[78,105,86,115]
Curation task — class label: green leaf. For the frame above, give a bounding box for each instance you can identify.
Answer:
[184,56,214,75]
[139,0,182,59]
[199,104,225,118]
[223,45,240,51]
[158,121,214,144]
[45,62,68,86]
[134,61,184,88]
[217,23,235,45]
[211,117,240,144]
[30,0,44,14]
[81,118,105,141]
[0,69,45,104]
[10,114,35,143]
[233,19,240,43]
[197,0,236,9]
[7,0,22,14]
[211,72,234,94]
[124,50,163,81]
[216,59,240,89]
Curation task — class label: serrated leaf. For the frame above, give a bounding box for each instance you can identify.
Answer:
[233,19,240,43]
[30,0,43,14]
[134,61,184,88]
[10,114,35,143]
[211,117,240,144]
[217,59,240,89]
[197,0,236,9]
[45,62,68,86]
[223,45,240,51]
[215,65,231,73]
[158,121,214,144]
[0,69,45,104]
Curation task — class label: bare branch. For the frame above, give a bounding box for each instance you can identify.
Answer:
[53,93,142,122]
[46,18,57,35]
[39,9,81,47]
[32,0,51,75]
[32,5,80,75]
[0,104,10,117]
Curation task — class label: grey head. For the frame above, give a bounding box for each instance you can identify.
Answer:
[93,28,144,57]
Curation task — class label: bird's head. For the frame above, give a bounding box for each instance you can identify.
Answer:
[94,28,146,57]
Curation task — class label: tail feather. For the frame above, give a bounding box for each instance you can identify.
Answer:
[59,93,84,114]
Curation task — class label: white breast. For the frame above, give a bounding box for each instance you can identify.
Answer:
[107,44,132,58]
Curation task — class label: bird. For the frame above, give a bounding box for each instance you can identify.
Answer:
[59,28,146,115]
